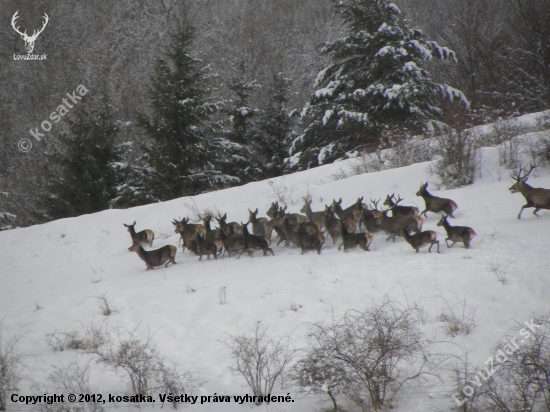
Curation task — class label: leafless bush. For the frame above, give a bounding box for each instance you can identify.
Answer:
[39,361,103,412]
[221,321,296,404]
[96,294,118,317]
[90,327,201,401]
[299,299,434,411]
[268,178,295,205]
[45,323,108,352]
[218,286,227,305]
[0,321,29,411]
[437,297,477,338]
[433,129,481,188]
[485,258,513,285]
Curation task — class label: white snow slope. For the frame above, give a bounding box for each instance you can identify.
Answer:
[1,133,550,412]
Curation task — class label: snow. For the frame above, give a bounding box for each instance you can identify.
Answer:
[2,129,550,411]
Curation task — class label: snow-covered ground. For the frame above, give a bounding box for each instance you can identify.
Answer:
[1,137,550,411]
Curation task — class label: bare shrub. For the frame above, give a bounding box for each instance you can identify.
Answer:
[0,321,29,411]
[485,258,513,285]
[96,294,118,317]
[433,129,481,188]
[218,286,227,305]
[299,299,434,411]
[45,323,108,352]
[437,297,477,338]
[221,321,296,404]
[91,327,201,399]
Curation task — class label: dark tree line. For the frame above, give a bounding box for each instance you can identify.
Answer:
[1,0,549,227]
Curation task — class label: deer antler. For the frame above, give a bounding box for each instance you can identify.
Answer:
[512,163,538,181]
[395,195,404,205]
[370,198,380,210]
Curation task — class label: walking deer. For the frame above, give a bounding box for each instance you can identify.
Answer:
[383,194,419,217]
[239,223,274,258]
[323,205,356,244]
[172,218,198,255]
[300,198,325,229]
[436,216,476,248]
[216,213,241,235]
[509,164,550,219]
[128,242,177,270]
[331,197,363,227]
[216,228,245,258]
[377,207,423,242]
[124,221,154,249]
[401,230,440,253]
[195,232,218,261]
[337,219,373,252]
[416,182,458,218]
[297,223,325,255]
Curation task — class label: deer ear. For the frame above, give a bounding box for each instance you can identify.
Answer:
[133,221,136,226]
[338,198,342,204]
[255,208,258,214]
[523,177,529,182]
[124,223,128,227]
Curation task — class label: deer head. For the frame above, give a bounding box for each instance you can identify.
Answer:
[12,11,49,54]
[509,163,536,193]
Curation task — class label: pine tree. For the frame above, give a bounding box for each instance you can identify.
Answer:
[257,72,295,177]
[40,90,122,221]
[136,23,238,202]
[290,0,468,170]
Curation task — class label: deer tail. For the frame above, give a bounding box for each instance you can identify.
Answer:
[169,246,177,257]
[467,228,477,238]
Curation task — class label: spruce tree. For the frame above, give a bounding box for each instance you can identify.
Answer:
[257,72,295,177]
[41,91,122,221]
[137,23,238,202]
[290,0,468,170]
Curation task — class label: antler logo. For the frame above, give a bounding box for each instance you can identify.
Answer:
[11,10,49,54]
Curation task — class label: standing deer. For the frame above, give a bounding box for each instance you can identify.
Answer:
[124,222,154,249]
[216,229,245,258]
[401,230,440,253]
[383,194,419,216]
[436,216,476,248]
[331,197,364,228]
[172,218,198,255]
[248,209,268,237]
[300,198,325,229]
[509,164,550,219]
[216,213,241,235]
[239,223,274,258]
[375,199,423,242]
[128,242,177,270]
[323,205,356,244]
[297,223,325,255]
[416,182,458,218]
[195,233,218,261]
[337,219,373,252]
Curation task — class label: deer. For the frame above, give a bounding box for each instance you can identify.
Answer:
[216,213,241,235]
[300,198,325,229]
[360,206,382,234]
[371,198,423,242]
[509,163,550,219]
[323,205,356,244]
[297,223,325,255]
[383,194,420,217]
[216,228,245,258]
[416,182,458,218]
[331,197,364,229]
[266,201,280,219]
[238,223,274,258]
[337,219,373,252]
[172,218,198,255]
[128,242,177,270]
[124,222,154,249]
[248,208,269,237]
[401,230,440,253]
[436,215,476,249]
[202,215,224,254]
[11,11,49,54]
[195,232,218,261]
[277,205,308,224]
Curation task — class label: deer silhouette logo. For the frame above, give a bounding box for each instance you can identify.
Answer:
[11,10,49,54]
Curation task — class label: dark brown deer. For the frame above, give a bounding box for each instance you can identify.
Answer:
[416,182,458,218]
[383,194,420,217]
[337,219,373,252]
[323,205,356,244]
[216,213,241,235]
[300,198,325,229]
[436,215,476,249]
[128,242,177,269]
[203,215,224,254]
[216,228,245,258]
[124,221,154,249]
[401,230,440,253]
[266,201,280,219]
[378,209,423,242]
[172,218,198,255]
[297,223,325,255]
[239,223,274,257]
[509,163,550,219]
[277,205,308,224]
[248,208,269,237]
[195,232,218,261]
[360,207,382,234]
[331,197,363,228]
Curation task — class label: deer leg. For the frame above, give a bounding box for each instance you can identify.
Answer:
[533,207,541,217]
[421,209,428,217]
[268,248,274,256]
[338,243,343,251]
[518,203,533,219]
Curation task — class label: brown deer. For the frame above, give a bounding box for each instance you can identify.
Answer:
[128,242,177,270]
[195,232,218,261]
[216,213,241,235]
[238,223,274,258]
[172,218,198,255]
[360,207,382,234]
[266,201,280,219]
[383,194,420,217]
[297,223,325,255]
[436,215,476,249]
[331,197,363,228]
[216,228,245,258]
[124,222,154,249]
[277,205,308,224]
[416,182,458,218]
[323,205,356,244]
[300,198,325,229]
[509,164,550,219]
[377,206,423,242]
[202,215,224,254]
[401,230,440,253]
[337,219,373,252]
[248,208,269,237]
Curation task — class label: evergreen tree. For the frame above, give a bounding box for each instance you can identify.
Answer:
[40,90,122,221]
[136,23,238,202]
[290,0,468,170]
[257,72,295,177]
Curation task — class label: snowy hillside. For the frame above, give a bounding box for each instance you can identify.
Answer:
[1,138,550,411]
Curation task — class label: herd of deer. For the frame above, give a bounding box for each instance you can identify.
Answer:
[124,164,550,270]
